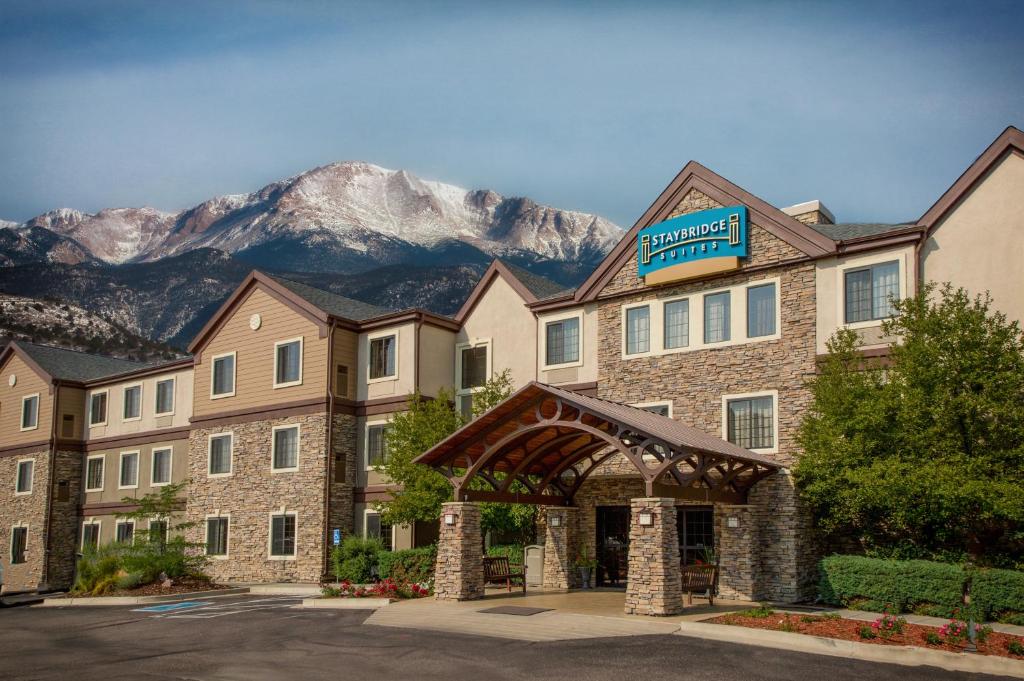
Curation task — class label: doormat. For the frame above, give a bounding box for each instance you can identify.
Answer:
[478,606,552,616]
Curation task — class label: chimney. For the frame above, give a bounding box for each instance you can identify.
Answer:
[782,200,834,225]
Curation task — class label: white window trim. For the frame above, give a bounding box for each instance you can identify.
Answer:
[837,253,907,331]
[10,522,28,564]
[207,432,233,478]
[115,519,135,544]
[661,295,692,351]
[84,454,105,493]
[150,447,173,487]
[148,515,169,542]
[633,401,674,418]
[540,310,585,370]
[364,418,391,471]
[363,509,396,550]
[154,377,176,417]
[204,512,231,559]
[210,351,237,399]
[621,302,653,358]
[272,336,305,389]
[118,450,140,490]
[366,331,398,383]
[81,518,101,551]
[268,509,298,560]
[14,458,34,496]
[88,389,109,428]
[271,424,301,473]
[122,382,143,422]
[721,389,780,455]
[454,338,492,396]
[19,393,40,432]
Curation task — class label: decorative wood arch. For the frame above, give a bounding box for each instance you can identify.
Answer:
[414,382,781,506]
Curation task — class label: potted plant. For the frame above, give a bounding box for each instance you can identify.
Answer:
[574,547,598,589]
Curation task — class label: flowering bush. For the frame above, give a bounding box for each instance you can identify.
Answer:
[870,613,907,639]
[322,578,431,600]
[938,615,992,645]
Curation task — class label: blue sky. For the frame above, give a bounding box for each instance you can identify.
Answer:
[1,1,1022,227]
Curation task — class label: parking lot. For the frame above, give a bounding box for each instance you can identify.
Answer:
[1,595,1014,681]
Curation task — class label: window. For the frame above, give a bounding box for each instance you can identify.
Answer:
[208,434,232,476]
[369,335,396,380]
[15,460,33,495]
[89,391,107,426]
[677,507,714,565]
[460,344,488,391]
[366,513,393,551]
[85,456,104,492]
[61,414,75,438]
[148,520,168,547]
[270,514,296,557]
[81,522,100,551]
[20,394,38,430]
[845,260,900,323]
[274,338,303,387]
[366,424,391,468]
[625,306,650,355]
[151,448,172,486]
[155,379,175,415]
[10,526,27,564]
[206,516,229,556]
[704,292,731,343]
[335,365,349,398]
[663,299,690,349]
[119,451,139,488]
[545,317,580,366]
[211,353,236,397]
[747,283,777,338]
[272,426,300,471]
[458,394,474,420]
[726,395,775,450]
[115,521,134,544]
[123,385,141,420]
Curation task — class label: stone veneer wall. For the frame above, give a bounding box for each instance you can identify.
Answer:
[541,506,578,589]
[186,413,329,583]
[624,498,683,616]
[46,449,83,589]
[433,502,483,601]
[0,448,50,592]
[715,504,758,600]
[328,414,357,545]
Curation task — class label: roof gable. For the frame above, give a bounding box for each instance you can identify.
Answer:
[455,259,565,323]
[0,341,152,384]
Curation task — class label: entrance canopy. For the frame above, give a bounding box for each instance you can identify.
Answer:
[415,382,780,506]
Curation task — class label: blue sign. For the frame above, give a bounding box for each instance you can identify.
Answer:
[638,205,748,278]
[332,528,341,545]
[134,601,213,612]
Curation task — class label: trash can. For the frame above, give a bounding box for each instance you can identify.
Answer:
[524,545,544,586]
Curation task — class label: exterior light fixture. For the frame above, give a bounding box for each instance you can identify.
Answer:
[550,514,562,528]
[727,516,740,528]
[638,511,654,526]
[444,513,457,526]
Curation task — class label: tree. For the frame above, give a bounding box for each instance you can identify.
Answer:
[795,284,1024,567]
[114,480,208,581]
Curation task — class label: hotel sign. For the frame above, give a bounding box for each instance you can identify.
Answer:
[638,205,748,285]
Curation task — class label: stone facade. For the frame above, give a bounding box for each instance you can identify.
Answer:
[46,449,83,590]
[541,506,577,590]
[327,414,357,541]
[715,504,757,600]
[433,502,483,601]
[624,498,683,616]
[185,412,330,583]
[0,448,50,592]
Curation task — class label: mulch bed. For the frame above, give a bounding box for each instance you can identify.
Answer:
[707,611,1024,660]
[76,577,228,598]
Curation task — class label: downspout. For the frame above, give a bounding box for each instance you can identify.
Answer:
[414,316,422,390]
[914,229,927,290]
[322,320,338,581]
[42,379,61,589]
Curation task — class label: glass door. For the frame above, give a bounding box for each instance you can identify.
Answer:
[596,506,630,587]
[677,506,714,565]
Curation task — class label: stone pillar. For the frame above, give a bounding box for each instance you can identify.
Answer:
[433,502,484,601]
[624,498,683,616]
[716,504,758,601]
[542,506,578,590]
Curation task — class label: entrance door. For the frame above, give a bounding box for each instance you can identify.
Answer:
[596,506,630,587]
[677,506,714,565]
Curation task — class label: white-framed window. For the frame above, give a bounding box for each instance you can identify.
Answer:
[148,518,168,546]
[624,304,651,356]
[663,299,690,350]
[364,510,394,551]
[115,520,135,544]
[208,433,233,477]
[85,454,105,492]
[14,459,34,495]
[722,391,778,453]
[118,451,140,489]
[368,334,397,381]
[844,260,900,324]
[10,524,27,564]
[20,394,39,431]
[122,384,142,421]
[634,401,673,418]
[273,337,304,388]
[155,378,175,416]
[206,514,229,557]
[269,512,297,559]
[457,341,490,392]
[89,390,108,427]
[271,425,300,472]
[457,393,474,420]
[151,447,173,486]
[747,283,777,338]
[544,313,582,368]
[81,520,101,551]
[210,352,236,398]
[704,291,731,344]
[365,422,392,469]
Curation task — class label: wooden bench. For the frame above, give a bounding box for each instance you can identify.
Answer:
[484,555,526,593]
[680,564,717,605]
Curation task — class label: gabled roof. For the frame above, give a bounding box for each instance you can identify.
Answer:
[454,259,569,322]
[574,161,837,302]
[918,125,1024,233]
[0,340,161,384]
[266,274,391,321]
[809,223,917,241]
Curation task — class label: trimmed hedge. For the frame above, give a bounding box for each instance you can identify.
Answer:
[971,567,1024,621]
[378,546,437,584]
[486,544,524,567]
[330,536,385,583]
[818,555,964,615]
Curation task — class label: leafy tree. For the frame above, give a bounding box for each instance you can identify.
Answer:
[115,480,208,581]
[795,284,1024,567]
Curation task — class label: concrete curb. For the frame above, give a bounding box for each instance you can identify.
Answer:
[301,597,392,609]
[246,584,323,596]
[676,621,1024,679]
[39,587,249,607]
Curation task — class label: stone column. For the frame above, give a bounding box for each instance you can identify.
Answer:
[433,502,484,601]
[542,506,578,590]
[624,498,683,616]
[716,504,758,601]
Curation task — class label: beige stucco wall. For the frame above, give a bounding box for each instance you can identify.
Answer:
[0,355,53,447]
[417,324,456,398]
[357,413,395,487]
[85,368,194,439]
[814,244,916,354]
[457,276,537,391]
[353,501,414,551]
[923,150,1024,325]
[357,322,416,401]
[79,512,186,548]
[536,303,598,386]
[81,438,190,505]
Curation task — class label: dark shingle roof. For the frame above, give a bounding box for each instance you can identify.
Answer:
[15,342,159,382]
[499,261,572,300]
[267,275,392,321]
[809,223,917,241]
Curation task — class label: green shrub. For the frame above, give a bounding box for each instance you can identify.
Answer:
[858,625,877,640]
[818,555,964,614]
[72,544,124,595]
[997,612,1024,626]
[1009,640,1024,656]
[378,546,436,583]
[925,631,943,645]
[115,571,145,590]
[486,544,524,567]
[331,536,384,583]
[120,536,208,583]
[969,567,1024,621]
[912,603,956,618]
[739,602,774,618]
